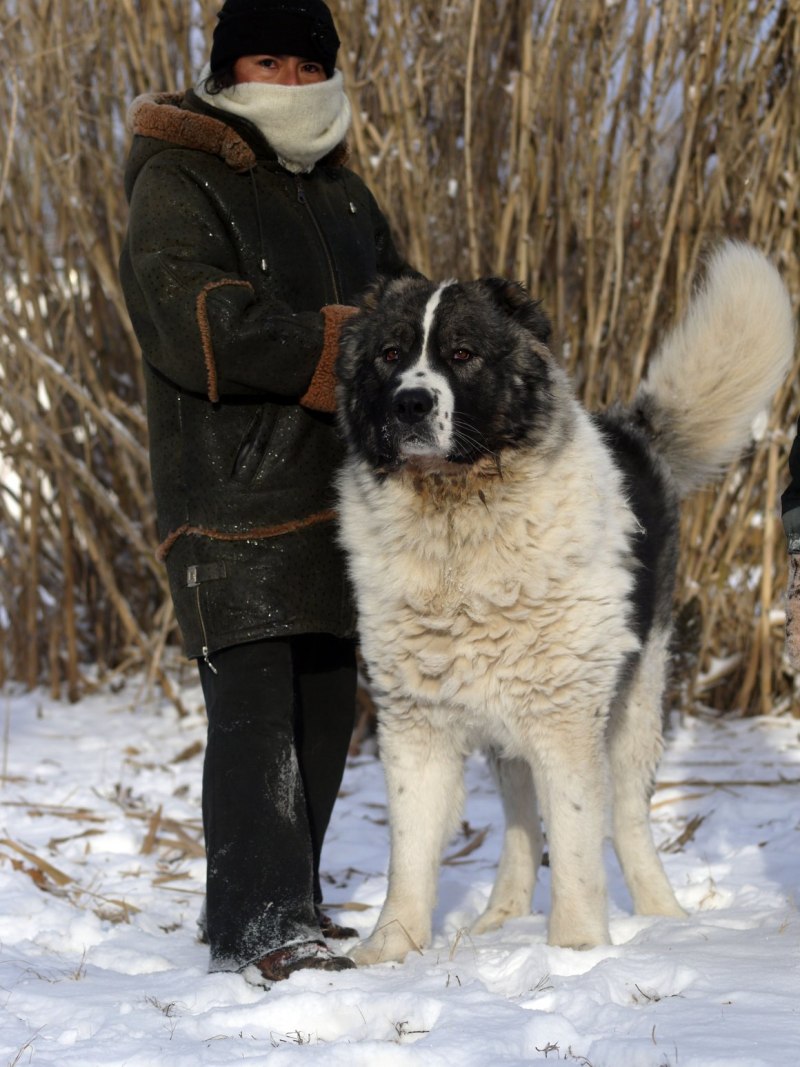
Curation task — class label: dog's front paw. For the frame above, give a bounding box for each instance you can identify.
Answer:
[348,918,428,965]
[471,901,529,936]
[642,897,687,919]
[547,913,610,951]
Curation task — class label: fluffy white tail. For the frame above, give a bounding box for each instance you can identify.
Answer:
[634,241,795,496]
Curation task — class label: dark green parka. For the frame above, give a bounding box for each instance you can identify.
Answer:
[120,90,408,659]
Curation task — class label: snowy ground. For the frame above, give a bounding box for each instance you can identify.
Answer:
[1,673,799,1066]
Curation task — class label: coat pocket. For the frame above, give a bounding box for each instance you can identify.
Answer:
[230,405,277,484]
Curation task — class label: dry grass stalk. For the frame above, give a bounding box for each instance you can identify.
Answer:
[0,1,798,714]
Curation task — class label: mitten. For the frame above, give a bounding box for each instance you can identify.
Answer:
[299,304,359,414]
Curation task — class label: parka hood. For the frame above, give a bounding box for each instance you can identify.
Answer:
[127,91,258,171]
[124,91,348,198]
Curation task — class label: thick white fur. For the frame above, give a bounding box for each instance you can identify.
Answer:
[338,243,794,964]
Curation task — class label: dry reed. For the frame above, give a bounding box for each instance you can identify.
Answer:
[0,0,798,714]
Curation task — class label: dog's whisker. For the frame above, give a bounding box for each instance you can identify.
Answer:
[450,416,496,459]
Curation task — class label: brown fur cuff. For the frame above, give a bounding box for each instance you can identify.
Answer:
[300,305,359,414]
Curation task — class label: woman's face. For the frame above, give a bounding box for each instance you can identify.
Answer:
[233,55,328,86]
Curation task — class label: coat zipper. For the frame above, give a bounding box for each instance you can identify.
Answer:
[249,167,269,273]
[295,174,342,304]
[195,586,218,674]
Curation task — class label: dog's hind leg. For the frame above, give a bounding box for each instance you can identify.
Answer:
[608,630,686,918]
[349,709,465,966]
[472,752,542,935]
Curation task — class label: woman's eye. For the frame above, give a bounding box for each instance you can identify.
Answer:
[382,347,400,362]
[453,348,473,361]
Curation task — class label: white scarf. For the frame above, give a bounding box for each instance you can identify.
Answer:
[195,66,351,173]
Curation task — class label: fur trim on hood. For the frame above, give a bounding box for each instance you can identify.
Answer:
[127,92,258,171]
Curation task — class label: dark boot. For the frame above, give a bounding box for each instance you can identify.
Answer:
[243,940,356,986]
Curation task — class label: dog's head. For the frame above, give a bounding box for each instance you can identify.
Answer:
[336,275,557,472]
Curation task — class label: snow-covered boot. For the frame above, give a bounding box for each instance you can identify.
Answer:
[242,940,356,986]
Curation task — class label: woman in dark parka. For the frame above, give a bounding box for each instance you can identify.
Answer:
[120,0,410,984]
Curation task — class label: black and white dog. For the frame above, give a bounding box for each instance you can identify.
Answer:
[335,243,794,963]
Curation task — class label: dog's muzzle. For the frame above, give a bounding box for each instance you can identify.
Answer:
[392,387,435,425]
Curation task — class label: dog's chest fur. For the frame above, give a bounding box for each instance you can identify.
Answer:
[338,412,640,751]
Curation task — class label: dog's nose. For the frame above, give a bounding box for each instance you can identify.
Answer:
[392,388,434,425]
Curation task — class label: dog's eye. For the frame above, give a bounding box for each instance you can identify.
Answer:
[382,347,401,362]
[452,348,474,362]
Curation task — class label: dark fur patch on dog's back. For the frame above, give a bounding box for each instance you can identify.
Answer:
[594,410,680,643]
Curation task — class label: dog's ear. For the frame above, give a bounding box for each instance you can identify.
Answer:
[357,271,430,312]
[358,275,395,312]
[478,277,552,345]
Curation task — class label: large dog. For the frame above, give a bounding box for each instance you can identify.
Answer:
[335,243,794,963]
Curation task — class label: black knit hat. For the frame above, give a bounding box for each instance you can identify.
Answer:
[210,0,340,78]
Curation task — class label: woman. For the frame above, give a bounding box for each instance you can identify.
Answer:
[120,0,411,984]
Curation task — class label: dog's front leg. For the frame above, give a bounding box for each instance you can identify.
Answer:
[350,710,465,965]
[528,717,611,949]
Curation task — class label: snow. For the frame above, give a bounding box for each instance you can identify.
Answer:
[1,676,799,1065]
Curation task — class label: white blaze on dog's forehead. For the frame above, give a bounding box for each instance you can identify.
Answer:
[420,282,452,361]
[421,280,459,362]
[396,281,456,392]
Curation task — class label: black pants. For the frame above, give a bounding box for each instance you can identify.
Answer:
[197,634,356,972]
